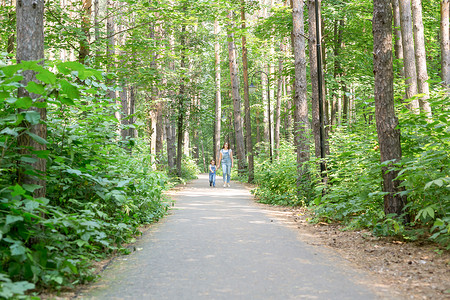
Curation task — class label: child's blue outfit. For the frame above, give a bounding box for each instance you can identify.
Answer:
[209,164,216,187]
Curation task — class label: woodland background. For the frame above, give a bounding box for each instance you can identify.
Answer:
[0,0,449,298]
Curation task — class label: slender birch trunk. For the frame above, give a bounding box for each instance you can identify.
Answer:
[214,11,222,163]
[274,45,283,159]
[176,23,186,177]
[399,0,419,110]
[392,0,405,77]
[411,0,431,117]
[106,0,116,101]
[241,1,254,182]
[441,0,450,87]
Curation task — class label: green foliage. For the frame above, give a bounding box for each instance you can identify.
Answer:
[252,142,308,207]
[310,93,450,248]
[0,60,169,296]
[311,124,385,229]
[396,92,450,248]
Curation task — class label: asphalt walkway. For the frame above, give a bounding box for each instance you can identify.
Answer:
[79,174,397,299]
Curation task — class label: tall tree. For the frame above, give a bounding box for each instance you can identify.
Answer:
[16,0,46,198]
[373,0,406,216]
[331,19,343,128]
[392,0,405,77]
[79,0,91,63]
[307,0,321,158]
[241,0,254,182]
[291,0,310,194]
[214,7,221,163]
[274,43,283,159]
[441,0,450,87]
[227,11,246,173]
[399,0,419,110]
[106,0,116,101]
[176,23,187,177]
[411,0,431,117]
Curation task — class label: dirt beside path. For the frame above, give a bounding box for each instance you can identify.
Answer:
[254,203,450,300]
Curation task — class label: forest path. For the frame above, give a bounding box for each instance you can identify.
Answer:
[79,174,398,300]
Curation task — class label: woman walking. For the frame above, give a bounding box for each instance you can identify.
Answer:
[218,142,233,187]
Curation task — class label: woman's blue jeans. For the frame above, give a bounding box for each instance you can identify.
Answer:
[222,162,231,183]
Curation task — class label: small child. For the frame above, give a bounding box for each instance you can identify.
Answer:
[209,159,216,187]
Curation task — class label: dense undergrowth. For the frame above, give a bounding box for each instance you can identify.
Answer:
[0,61,196,298]
[253,92,450,250]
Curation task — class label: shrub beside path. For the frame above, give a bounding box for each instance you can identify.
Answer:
[79,174,400,299]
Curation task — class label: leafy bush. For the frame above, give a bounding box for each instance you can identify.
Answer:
[396,92,450,247]
[253,142,307,206]
[0,60,169,296]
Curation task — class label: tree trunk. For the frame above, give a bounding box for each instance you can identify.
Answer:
[342,82,348,122]
[284,76,293,141]
[256,109,261,147]
[214,11,222,163]
[291,0,310,195]
[227,11,246,174]
[307,0,321,158]
[241,2,254,182]
[79,0,91,63]
[165,113,176,173]
[7,2,14,54]
[274,43,283,159]
[399,0,419,110]
[106,0,116,101]
[373,0,407,217]
[176,23,187,177]
[392,0,405,77]
[411,0,431,117]
[16,0,46,199]
[441,0,450,87]
[331,19,343,129]
[120,84,129,141]
[129,86,136,139]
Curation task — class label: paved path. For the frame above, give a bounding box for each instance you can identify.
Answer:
[79,175,396,299]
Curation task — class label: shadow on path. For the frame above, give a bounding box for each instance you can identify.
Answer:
[79,174,399,300]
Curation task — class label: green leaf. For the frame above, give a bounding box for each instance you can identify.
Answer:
[434,179,444,187]
[10,243,26,256]
[22,184,42,193]
[11,184,26,196]
[25,81,45,95]
[0,127,19,137]
[25,131,48,144]
[2,64,21,77]
[20,156,37,164]
[434,219,445,227]
[66,168,82,175]
[24,111,41,125]
[32,150,50,159]
[0,91,9,100]
[36,69,56,84]
[14,97,33,109]
[6,215,24,225]
[61,80,80,99]
[60,97,75,106]
[424,207,435,219]
[117,179,131,188]
[0,280,35,298]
